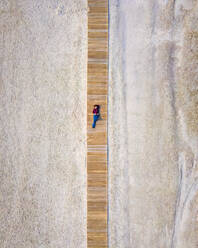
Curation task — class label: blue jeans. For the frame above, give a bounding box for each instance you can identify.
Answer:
[92,115,99,128]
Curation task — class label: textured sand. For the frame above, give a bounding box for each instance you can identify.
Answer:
[1,0,198,247]
[0,1,87,247]
[109,0,198,247]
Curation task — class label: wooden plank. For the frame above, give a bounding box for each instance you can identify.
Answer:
[88,63,108,71]
[87,115,107,124]
[88,23,108,30]
[88,17,108,23]
[89,7,108,13]
[88,0,108,7]
[88,87,107,95]
[88,49,108,57]
[88,32,108,40]
[88,201,107,212]
[88,102,107,110]
[87,0,108,247]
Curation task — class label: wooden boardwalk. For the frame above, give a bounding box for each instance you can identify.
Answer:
[87,0,108,247]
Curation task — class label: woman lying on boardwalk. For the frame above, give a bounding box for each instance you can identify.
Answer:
[92,105,100,128]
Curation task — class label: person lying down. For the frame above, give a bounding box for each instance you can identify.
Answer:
[92,105,100,128]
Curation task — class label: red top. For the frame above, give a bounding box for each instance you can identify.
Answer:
[93,108,99,115]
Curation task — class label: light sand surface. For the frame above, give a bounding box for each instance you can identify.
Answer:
[1,0,198,247]
[0,1,87,247]
[109,0,198,247]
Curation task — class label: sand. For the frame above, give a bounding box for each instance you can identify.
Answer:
[0,1,87,247]
[1,0,198,247]
[109,0,198,247]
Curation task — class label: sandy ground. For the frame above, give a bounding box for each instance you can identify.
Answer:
[1,0,198,247]
[0,1,87,247]
[109,0,198,247]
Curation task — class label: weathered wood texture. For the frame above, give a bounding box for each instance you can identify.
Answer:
[87,0,108,247]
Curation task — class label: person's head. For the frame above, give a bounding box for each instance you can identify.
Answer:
[94,105,98,109]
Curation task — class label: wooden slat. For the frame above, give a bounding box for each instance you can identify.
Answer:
[88,87,107,95]
[88,17,108,23]
[87,1,108,247]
